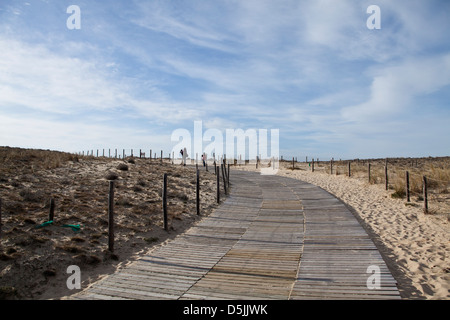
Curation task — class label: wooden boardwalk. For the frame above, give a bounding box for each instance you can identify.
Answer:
[68,170,400,300]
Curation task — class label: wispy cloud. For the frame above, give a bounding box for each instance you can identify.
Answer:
[0,0,449,158]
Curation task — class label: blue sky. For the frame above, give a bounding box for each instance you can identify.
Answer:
[0,0,449,160]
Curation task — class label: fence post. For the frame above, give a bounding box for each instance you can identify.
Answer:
[163,173,168,231]
[49,198,55,222]
[161,150,163,163]
[385,159,389,190]
[108,181,114,252]
[368,163,371,183]
[196,169,200,216]
[216,168,220,203]
[406,171,410,202]
[312,158,315,172]
[223,159,228,182]
[221,164,228,195]
[227,163,230,189]
[423,176,428,214]
[330,158,333,174]
[348,161,351,177]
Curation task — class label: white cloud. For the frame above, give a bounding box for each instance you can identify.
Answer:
[341,54,450,121]
[0,36,128,114]
[0,113,171,153]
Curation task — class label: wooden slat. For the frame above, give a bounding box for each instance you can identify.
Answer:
[66,171,400,300]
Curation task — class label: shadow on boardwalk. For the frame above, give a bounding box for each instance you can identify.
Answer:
[66,170,401,300]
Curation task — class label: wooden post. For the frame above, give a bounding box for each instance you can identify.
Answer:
[348,162,351,177]
[49,198,55,222]
[163,173,168,231]
[196,169,200,216]
[108,181,114,252]
[216,168,220,204]
[140,149,142,159]
[292,157,294,170]
[96,150,98,157]
[227,163,230,189]
[406,171,410,202]
[131,149,133,157]
[150,149,152,160]
[368,163,371,183]
[223,159,228,182]
[123,149,125,159]
[423,176,428,214]
[330,158,333,174]
[161,150,163,163]
[312,158,315,172]
[221,164,228,195]
[385,159,389,190]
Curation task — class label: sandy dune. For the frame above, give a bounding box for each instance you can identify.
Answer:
[0,148,222,299]
[235,162,449,299]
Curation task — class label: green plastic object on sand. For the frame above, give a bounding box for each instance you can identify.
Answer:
[34,221,81,232]
[61,224,81,232]
[35,220,54,229]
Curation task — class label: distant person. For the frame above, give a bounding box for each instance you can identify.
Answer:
[182,147,188,166]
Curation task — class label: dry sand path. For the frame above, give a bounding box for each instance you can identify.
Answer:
[66,170,400,300]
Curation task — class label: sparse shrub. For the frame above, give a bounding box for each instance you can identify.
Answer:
[0,286,18,299]
[58,244,84,254]
[19,189,44,202]
[117,163,129,171]
[105,172,119,180]
[127,157,135,164]
[137,179,147,187]
[144,237,159,244]
[116,198,133,207]
[43,269,56,277]
[74,254,101,265]
[391,190,405,199]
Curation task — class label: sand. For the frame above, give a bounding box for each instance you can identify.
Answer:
[1,148,448,300]
[0,149,221,300]
[235,162,449,299]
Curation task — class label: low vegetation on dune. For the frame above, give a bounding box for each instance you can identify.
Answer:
[0,147,221,299]
[282,156,449,220]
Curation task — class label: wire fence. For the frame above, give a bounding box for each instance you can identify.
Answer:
[279,157,450,218]
[0,150,231,253]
